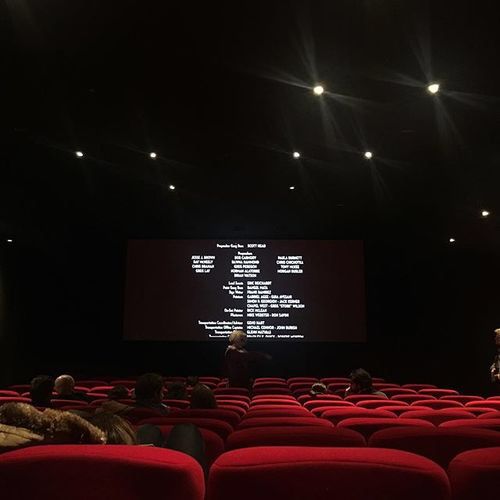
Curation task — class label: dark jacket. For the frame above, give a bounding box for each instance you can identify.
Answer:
[225,346,266,388]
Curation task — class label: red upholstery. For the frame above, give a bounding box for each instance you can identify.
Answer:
[90,386,114,394]
[338,417,434,439]
[156,425,224,466]
[254,378,286,383]
[487,396,500,400]
[215,395,250,405]
[199,377,221,384]
[252,381,288,389]
[287,377,319,384]
[378,405,432,416]
[164,399,191,409]
[419,389,459,398]
[460,407,497,416]
[252,387,292,396]
[218,405,246,417]
[373,383,400,389]
[478,411,500,419]
[440,395,483,404]
[250,399,300,407]
[0,445,204,500]
[399,409,475,426]
[87,393,110,401]
[237,417,333,430]
[322,408,397,424]
[289,382,315,392]
[356,399,404,409]
[297,394,341,404]
[448,447,500,500]
[0,397,31,405]
[381,388,417,397]
[244,408,311,419]
[327,382,350,392]
[214,388,249,397]
[226,426,366,450]
[50,399,89,409]
[0,390,20,397]
[7,385,31,393]
[411,399,463,410]
[139,417,233,439]
[393,394,437,404]
[74,380,109,388]
[320,377,350,385]
[465,400,500,410]
[304,400,354,411]
[402,384,437,391]
[110,380,136,389]
[167,409,240,427]
[207,447,450,500]
[439,418,500,432]
[251,394,296,400]
[345,394,388,403]
[369,427,500,468]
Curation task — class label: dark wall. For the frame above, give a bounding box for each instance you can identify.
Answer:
[2,236,499,395]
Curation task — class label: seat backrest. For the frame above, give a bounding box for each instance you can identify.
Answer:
[440,395,483,404]
[369,427,500,468]
[345,394,388,403]
[251,387,292,396]
[0,390,20,397]
[226,426,366,450]
[0,397,31,406]
[419,389,459,398]
[139,417,233,440]
[250,399,300,407]
[465,400,500,410]
[0,445,204,500]
[412,399,463,410]
[168,409,240,427]
[237,416,333,430]
[399,409,475,426]
[439,418,500,432]
[477,410,500,419]
[244,408,311,419]
[322,408,396,424]
[392,394,437,404]
[207,447,450,500]
[356,399,404,409]
[377,405,432,416]
[303,400,354,411]
[402,384,437,391]
[382,388,417,397]
[287,377,319,384]
[338,417,434,439]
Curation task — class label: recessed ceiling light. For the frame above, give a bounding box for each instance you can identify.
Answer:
[149,152,157,159]
[481,210,490,217]
[293,151,301,159]
[313,85,324,96]
[427,83,440,94]
[6,239,13,243]
[289,186,295,190]
[168,184,176,190]
[75,151,84,158]
[364,151,373,160]
[449,238,456,243]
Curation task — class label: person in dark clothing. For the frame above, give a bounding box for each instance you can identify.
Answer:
[490,329,500,385]
[344,368,387,398]
[166,382,188,400]
[54,374,90,402]
[190,384,217,409]
[134,373,169,415]
[30,375,55,408]
[225,330,271,389]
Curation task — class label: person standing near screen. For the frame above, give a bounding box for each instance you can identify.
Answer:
[490,329,500,387]
[225,330,271,389]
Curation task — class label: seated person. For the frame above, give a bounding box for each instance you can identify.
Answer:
[134,373,169,415]
[29,375,55,408]
[190,384,217,409]
[54,374,90,401]
[344,368,388,398]
[166,382,188,400]
[108,385,130,401]
[96,385,132,415]
[89,413,137,445]
[186,376,200,388]
[309,382,327,397]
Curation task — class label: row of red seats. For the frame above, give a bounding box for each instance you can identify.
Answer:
[0,443,498,500]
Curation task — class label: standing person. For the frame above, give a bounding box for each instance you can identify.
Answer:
[225,330,271,389]
[490,328,500,387]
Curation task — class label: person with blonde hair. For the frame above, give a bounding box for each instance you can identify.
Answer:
[225,330,271,389]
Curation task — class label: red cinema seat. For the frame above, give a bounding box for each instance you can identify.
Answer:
[465,400,500,410]
[345,394,388,404]
[440,395,483,404]
[289,382,314,392]
[487,396,500,400]
[252,387,292,396]
[7,385,31,393]
[297,394,341,404]
[369,427,500,468]
[310,405,358,417]
[439,419,500,432]
[0,445,204,500]
[237,417,333,430]
[378,405,433,416]
[110,380,136,389]
[320,377,350,385]
[244,408,311,419]
[254,378,286,384]
[226,426,366,450]
[373,383,401,389]
[356,399,403,409]
[338,417,434,439]
[0,390,21,397]
[448,447,500,500]
[293,388,316,397]
[215,395,250,404]
[252,394,296,399]
[156,425,224,466]
[140,417,233,440]
[304,400,354,411]
[327,382,350,393]
[217,405,247,418]
[412,399,463,410]
[460,407,497,416]
[214,388,249,397]
[168,409,240,427]
[252,381,288,389]
[382,388,417,397]
[399,409,475,426]
[478,411,500,419]
[215,399,249,410]
[74,380,109,389]
[87,393,109,402]
[419,389,459,398]
[90,386,114,394]
[402,384,438,391]
[164,399,190,409]
[208,447,450,500]
[322,408,397,424]
[0,397,31,405]
[199,377,221,385]
[393,394,437,404]
[287,377,319,384]
[50,399,89,409]
[250,399,300,407]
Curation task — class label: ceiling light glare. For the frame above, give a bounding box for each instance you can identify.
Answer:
[168,184,176,191]
[449,238,456,243]
[481,210,490,217]
[75,151,84,158]
[313,85,324,96]
[6,239,13,243]
[364,151,373,159]
[293,151,301,159]
[149,152,157,159]
[427,83,440,94]
[289,186,295,190]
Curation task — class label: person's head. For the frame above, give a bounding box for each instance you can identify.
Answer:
[167,382,187,400]
[108,385,129,401]
[54,374,75,396]
[135,373,165,403]
[310,382,327,396]
[30,375,55,406]
[495,328,500,347]
[190,384,217,409]
[349,368,373,394]
[186,376,199,388]
[89,413,137,445]
[229,330,247,349]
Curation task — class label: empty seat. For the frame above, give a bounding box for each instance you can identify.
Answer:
[356,399,404,409]
[338,417,434,439]
[215,395,250,404]
[289,382,314,392]
[419,389,459,398]
[215,399,249,410]
[393,394,437,404]
[297,394,341,404]
[7,385,31,393]
[322,408,397,424]
[90,386,114,394]
[250,399,300,407]
[465,400,500,410]
[369,427,500,468]
[478,410,500,419]
[214,388,249,397]
[140,417,233,440]
[448,447,500,500]
[303,400,354,411]
[439,418,500,432]
[399,409,475,426]
[251,387,292,396]
[244,408,311,419]
[378,405,432,416]
[411,399,463,410]
[252,381,288,389]
[254,378,287,384]
[327,382,350,393]
[311,405,359,417]
[0,390,20,397]
[440,395,483,404]
[251,394,296,400]
[167,409,240,427]
[460,407,497,416]
[217,405,247,418]
[402,384,437,391]
[345,394,388,404]
[382,388,417,397]
[226,426,366,450]
[0,445,204,500]
[208,447,450,500]
[237,417,333,430]
[287,377,319,384]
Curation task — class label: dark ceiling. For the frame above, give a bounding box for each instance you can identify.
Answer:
[2,0,500,247]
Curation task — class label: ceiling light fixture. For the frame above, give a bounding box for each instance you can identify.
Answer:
[313,85,324,96]
[449,238,456,243]
[481,210,490,217]
[427,83,440,94]
[6,239,13,243]
[149,152,157,159]
[364,151,373,159]
[289,186,295,190]
[293,151,301,159]
[168,184,176,191]
[75,151,84,158]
